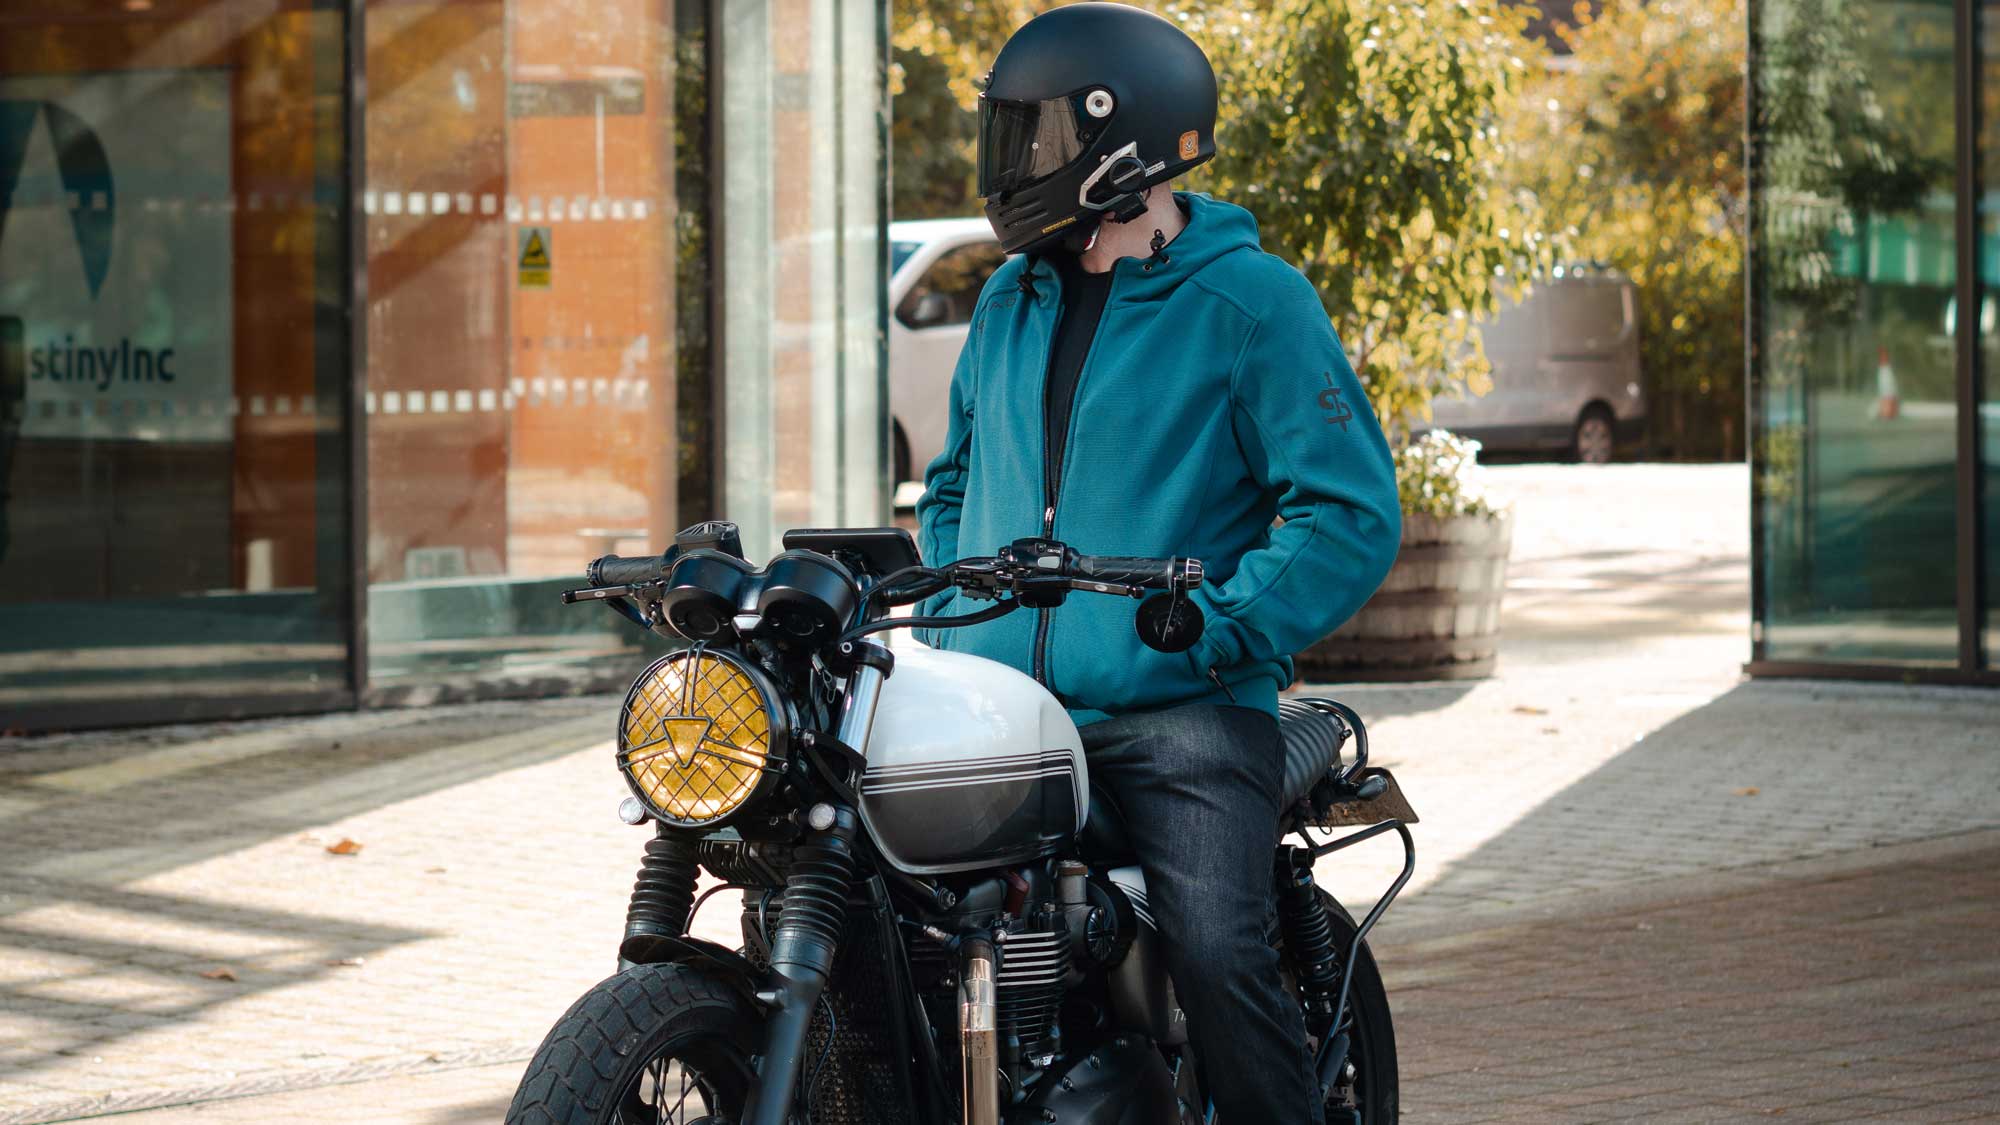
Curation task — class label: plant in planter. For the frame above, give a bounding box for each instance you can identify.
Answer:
[1296,431,1516,681]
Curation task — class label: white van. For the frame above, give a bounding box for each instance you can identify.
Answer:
[1428,267,1646,463]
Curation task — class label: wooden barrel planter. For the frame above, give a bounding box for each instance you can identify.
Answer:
[1295,510,1514,682]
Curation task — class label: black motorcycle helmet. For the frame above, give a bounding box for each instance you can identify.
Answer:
[977,3,1218,256]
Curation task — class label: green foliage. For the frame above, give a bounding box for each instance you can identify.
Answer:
[894,0,1546,442]
[1396,429,1502,519]
[1194,0,1545,441]
[890,46,979,220]
[1505,0,1747,459]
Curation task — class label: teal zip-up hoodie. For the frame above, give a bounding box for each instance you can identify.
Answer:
[915,193,1400,726]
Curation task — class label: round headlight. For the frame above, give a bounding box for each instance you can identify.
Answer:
[617,649,787,827]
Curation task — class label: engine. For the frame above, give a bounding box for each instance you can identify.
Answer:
[904,858,1178,1120]
[909,874,1078,1079]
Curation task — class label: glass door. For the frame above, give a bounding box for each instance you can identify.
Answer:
[1753,0,1961,667]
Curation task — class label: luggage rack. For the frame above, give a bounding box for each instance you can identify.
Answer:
[1287,696,1417,1093]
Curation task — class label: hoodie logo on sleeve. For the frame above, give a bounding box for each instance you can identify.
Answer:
[1318,372,1352,432]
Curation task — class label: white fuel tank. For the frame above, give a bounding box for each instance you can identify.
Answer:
[858,647,1087,875]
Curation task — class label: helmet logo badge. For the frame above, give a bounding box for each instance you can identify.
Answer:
[1178,130,1199,160]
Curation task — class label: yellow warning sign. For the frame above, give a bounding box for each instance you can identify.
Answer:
[517,227,551,288]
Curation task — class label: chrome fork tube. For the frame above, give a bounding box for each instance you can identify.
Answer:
[959,936,999,1125]
[833,641,890,753]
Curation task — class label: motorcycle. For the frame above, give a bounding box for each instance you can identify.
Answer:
[505,520,1417,1125]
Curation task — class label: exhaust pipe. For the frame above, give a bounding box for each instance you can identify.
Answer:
[959,936,999,1125]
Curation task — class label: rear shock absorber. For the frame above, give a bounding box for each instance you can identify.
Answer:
[1276,847,1341,1035]
[744,806,860,1125]
[620,826,700,965]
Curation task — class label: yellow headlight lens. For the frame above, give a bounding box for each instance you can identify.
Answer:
[618,651,776,825]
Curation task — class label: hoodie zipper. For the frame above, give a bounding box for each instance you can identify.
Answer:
[1033,265,1117,688]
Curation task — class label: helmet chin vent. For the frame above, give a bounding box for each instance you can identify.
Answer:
[997,200,1048,227]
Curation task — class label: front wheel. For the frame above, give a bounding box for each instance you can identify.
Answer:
[1279,891,1400,1125]
[507,963,758,1125]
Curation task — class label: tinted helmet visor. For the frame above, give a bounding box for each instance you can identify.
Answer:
[977,92,1089,197]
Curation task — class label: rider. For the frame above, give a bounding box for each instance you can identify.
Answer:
[913,4,1401,1121]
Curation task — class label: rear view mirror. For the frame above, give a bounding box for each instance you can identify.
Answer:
[906,291,952,329]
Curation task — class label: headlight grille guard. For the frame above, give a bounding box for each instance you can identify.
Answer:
[616,646,789,828]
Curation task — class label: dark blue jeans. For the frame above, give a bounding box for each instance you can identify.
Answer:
[1081,702,1322,1125]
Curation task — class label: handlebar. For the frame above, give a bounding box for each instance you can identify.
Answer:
[580,540,1200,602]
[1072,553,1204,591]
[569,535,1203,651]
[586,553,670,587]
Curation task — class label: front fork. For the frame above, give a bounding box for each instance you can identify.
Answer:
[739,642,890,1125]
[742,809,860,1125]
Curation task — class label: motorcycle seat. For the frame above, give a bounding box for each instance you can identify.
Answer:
[1078,698,1349,863]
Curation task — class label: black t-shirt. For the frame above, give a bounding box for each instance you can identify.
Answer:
[1043,254,1114,506]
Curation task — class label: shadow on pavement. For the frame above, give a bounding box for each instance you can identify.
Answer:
[1288,681,1478,720]
[0,698,611,1087]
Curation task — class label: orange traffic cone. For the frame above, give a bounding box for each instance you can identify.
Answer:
[1873,346,1900,420]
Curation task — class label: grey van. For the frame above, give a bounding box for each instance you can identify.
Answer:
[1428,266,1646,463]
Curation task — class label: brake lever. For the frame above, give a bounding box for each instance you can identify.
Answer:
[1067,577,1149,599]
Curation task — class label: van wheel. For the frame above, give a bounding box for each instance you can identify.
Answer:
[1572,405,1615,465]
[893,420,913,484]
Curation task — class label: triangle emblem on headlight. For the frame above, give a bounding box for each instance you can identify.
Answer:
[662,716,715,769]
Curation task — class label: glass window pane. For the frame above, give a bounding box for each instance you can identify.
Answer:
[0,2,353,724]
[896,243,1004,329]
[1986,0,2000,668]
[718,0,889,559]
[1753,0,1959,666]
[362,0,712,689]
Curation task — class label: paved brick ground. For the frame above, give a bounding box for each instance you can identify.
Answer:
[4,464,1998,1123]
[1393,834,2000,1123]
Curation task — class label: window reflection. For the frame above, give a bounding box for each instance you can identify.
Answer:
[1755,0,1959,666]
[0,2,351,721]
[1985,0,2000,667]
[363,0,710,686]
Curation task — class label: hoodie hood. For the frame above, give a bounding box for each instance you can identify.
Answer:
[1017,192,1262,306]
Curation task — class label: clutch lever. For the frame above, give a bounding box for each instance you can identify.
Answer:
[559,582,655,604]
[559,581,660,630]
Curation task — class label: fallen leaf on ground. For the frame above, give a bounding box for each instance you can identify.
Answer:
[200,967,238,982]
[324,957,365,968]
[1735,786,1760,797]
[325,838,364,856]
[1512,705,1548,715]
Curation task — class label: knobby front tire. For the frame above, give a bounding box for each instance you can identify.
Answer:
[506,963,760,1125]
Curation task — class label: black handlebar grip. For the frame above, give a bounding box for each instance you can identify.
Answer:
[587,553,668,587]
[1073,555,1197,589]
